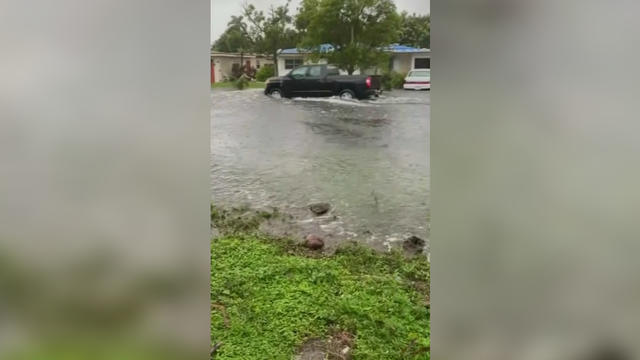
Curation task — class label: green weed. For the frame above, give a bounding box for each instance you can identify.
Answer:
[211,234,430,359]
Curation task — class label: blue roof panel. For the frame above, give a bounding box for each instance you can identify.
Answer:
[279,43,428,54]
[280,48,300,54]
[280,43,334,54]
[383,44,425,52]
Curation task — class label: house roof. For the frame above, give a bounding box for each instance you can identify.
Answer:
[382,44,430,53]
[279,44,334,54]
[210,51,273,59]
[278,43,429,55]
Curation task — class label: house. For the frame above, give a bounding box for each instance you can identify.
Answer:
[210,51,274,83]
[275,44,430,75]
[382,44,431,73]
[277,44,336,75]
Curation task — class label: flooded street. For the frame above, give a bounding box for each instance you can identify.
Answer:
[211,88,429,251]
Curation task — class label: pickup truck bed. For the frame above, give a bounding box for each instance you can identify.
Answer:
[265,64,382,100]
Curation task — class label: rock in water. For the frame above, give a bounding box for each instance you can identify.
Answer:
[305,234,324,250]
[403,235,425,254]
[309,202,331,215]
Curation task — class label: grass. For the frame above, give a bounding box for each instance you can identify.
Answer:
[210,204,285,237]
[211,206,430,359]
[211,81,266,89]
[5,339,192,360]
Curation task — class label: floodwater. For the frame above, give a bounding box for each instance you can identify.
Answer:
[211,88,430,252]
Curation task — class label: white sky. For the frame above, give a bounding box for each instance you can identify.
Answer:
[210,0,430,44]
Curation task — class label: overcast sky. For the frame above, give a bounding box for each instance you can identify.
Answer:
[210,0,430,44]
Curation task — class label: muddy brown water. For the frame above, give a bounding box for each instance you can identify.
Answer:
[211,88,430,252]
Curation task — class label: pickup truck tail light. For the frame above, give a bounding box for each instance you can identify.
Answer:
[366,77,371,88]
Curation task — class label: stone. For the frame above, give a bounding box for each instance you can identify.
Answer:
[309,202,331,215]
[294,339,326,360]
[403,235,425,253]
[305,234,324,250]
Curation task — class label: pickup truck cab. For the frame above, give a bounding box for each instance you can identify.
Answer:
[265,64,382,100]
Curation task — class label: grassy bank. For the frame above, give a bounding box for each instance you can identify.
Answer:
[210,207,430,359]
[211,81,265,89]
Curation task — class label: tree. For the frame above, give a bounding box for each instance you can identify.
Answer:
[242,1,299,75]
[211,16,254,52]
[397,12,430,49]
[296,0,400,74]
[211,2,298,76]
[211,16,257,79]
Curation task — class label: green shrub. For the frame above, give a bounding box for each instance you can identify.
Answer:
[381,71,407,90]
[234,75,249,90]
[391,71,407,89]
[380,73,391,91]
[255,64,275,82]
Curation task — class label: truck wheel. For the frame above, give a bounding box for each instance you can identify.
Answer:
[339,89,355,100]
[269,88,282,98]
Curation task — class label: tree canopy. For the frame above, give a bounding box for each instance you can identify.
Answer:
[211,1,299,75]
[242,1,299,74]
[212,0,429,74]
[211,16,254,53]
[397,12,430,49]
[296,0,401,74]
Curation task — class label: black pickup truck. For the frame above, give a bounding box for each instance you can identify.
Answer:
[264,64,382,100]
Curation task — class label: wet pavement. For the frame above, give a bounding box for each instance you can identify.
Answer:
[211,88,429,252]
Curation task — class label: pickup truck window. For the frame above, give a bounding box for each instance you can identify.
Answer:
[327,66,339,76]
[308,66,323,77]
[290,66,308,78]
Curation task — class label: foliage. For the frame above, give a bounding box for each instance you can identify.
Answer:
[212,16,254,53]
[230,61,257,80]
[255,64,275,82]
[380,71,407,90]
[212,2,298,76]
[230,64,242,80]
[213,1,430,76]
[211,204,283,234]
[211,204,270,232]
[297,0,401,74]
[293,0,318,39]
[6,339,186,360]
[244,2,299,52]
[380,72,392,91]
[390,71,407,89]
[245,65,257,79]
[211,81,265,89]
[396,12,430,49]
[234,75,250,90]
[242,1,299,76]
[211,234,430,359]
